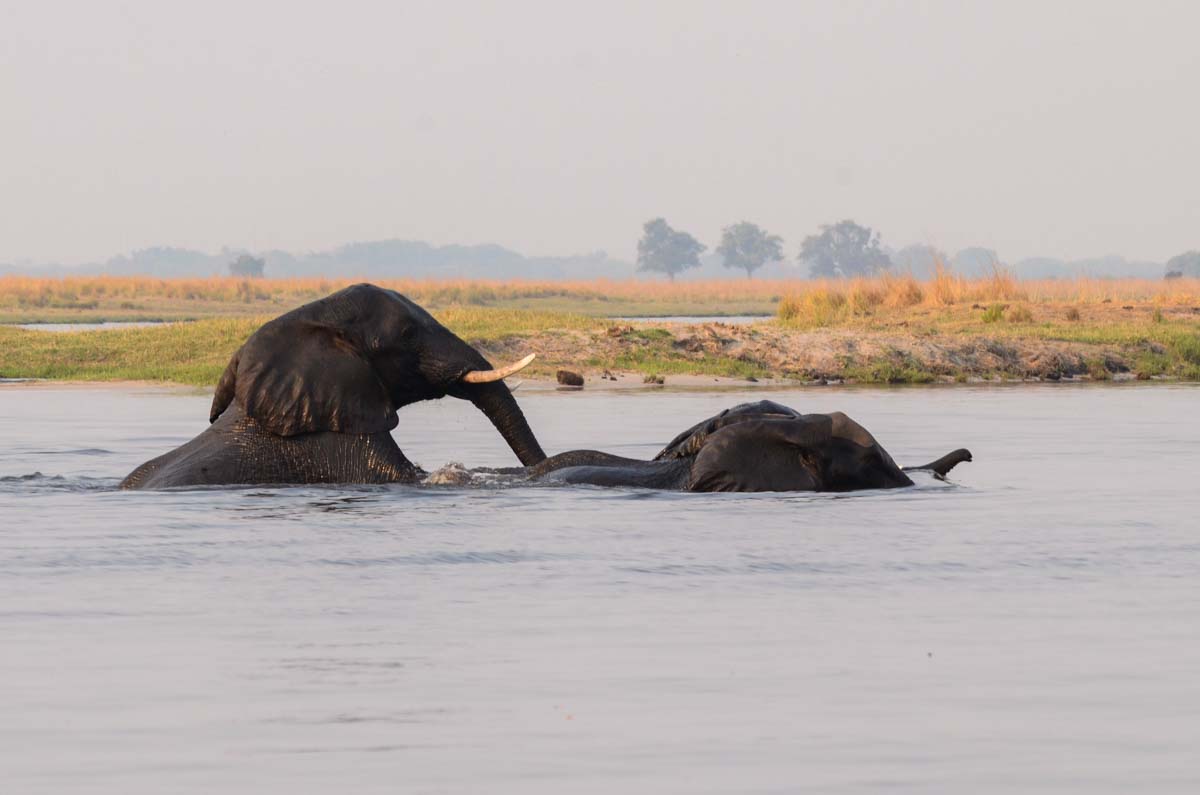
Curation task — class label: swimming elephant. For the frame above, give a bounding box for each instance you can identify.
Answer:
[521,400,970,492]
[120,284,544,489]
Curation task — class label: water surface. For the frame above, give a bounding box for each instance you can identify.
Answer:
[13,321,170,332]
[2,383,1198,793]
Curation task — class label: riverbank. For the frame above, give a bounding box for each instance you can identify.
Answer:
[8,273,1197,325]
[3,301,1198,386]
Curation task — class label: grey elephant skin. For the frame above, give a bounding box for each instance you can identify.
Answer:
[520,401,971,493]
[121,284,544,489]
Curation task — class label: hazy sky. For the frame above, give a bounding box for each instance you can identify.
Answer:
[2,0,1198,265]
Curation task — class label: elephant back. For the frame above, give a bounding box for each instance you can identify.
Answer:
[654,400,803,460]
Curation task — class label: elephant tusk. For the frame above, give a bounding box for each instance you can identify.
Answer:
[461,353,536,383]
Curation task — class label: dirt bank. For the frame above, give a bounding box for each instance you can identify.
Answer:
[477,316,1192,385]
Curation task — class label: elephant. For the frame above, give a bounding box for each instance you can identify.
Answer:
[120,284,544,489]
[516,401,970,493]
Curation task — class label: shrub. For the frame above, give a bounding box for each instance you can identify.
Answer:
[1007,305,1034,323]
[1173,334,1200,365]
[777,289,847,327]
[846,280,885,314]
[881,272,924,307]
[929,261,965,305]
[1086,358,1112,380]
[981,304,1006,323]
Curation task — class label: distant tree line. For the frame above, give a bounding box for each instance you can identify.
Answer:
[637,217,896,280]
[6,232,1191,282]
[636,218,1200,281]
[1165,251,1200,279]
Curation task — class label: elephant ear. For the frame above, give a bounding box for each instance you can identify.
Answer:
[210,318,397,436]
[210,351,239,423]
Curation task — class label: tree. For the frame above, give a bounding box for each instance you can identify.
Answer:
[798,220,891,278]
[716,221,784,279]
[1165,250,1200,278]
[229,254,265,278]
[636,218,706,282]
[891,243,948,279]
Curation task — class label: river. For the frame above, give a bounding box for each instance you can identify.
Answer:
[2,383,1198,793]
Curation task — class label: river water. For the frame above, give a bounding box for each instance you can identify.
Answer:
[2,383,1198,793]
[13,321,169,332]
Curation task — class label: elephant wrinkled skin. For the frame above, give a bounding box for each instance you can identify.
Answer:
[522,401,971,493]
[121,284,544,489]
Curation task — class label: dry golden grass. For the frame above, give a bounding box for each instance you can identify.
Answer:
[778,268,1200,328]
[0,275,796,321]
[3,273,1199,384]
[4,272,1200,328]
[0,274,783,307]
[0,307,605,386]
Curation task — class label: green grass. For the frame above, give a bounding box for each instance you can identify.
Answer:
[0,278,781,324]
[957,318,1200,358]
[981,304,1006,323]
[489,296,776,318]
[4,303,1199,387]
[605,350,768,380]
[624,327,674,343]
[842,358,938,384]
[0,317,257,385]
[1175,333,1200,365]
[432,307,603,339]
[881,311,1200,380]
[1133,351,1172,378]
[0,308,606,386]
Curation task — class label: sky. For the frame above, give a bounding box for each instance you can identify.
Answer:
[2,0,1198,265]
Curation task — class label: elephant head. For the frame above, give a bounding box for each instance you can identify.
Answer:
[525,400,969,493]
[681,412,913,492]
[656,401,950,492]
[208,283,545,465]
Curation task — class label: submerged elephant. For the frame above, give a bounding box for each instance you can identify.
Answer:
[120,284,544,489]
[519,401,970,493]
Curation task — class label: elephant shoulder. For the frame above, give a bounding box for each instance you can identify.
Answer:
[210,315,397,437]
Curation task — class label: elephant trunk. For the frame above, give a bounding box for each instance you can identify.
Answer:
[905,448,973,477]
[468,381,546,466]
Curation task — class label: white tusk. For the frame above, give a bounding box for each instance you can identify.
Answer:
[461,353,536,383]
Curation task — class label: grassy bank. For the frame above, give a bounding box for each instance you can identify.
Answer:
[5,273,1199,324]
[0,308,607,386]
[2,274,1199,386]
[3,304,1199,387]
[771,271,1200,381]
